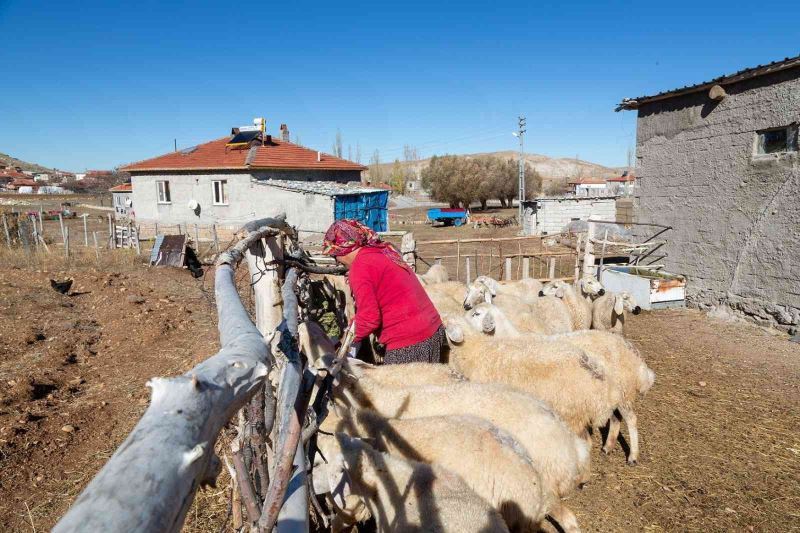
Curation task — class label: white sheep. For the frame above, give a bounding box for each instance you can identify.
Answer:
[541,280,593,330]
[329,409,550,532]
[333,377,591,513]
[458,304,654,464]
[417,263,450,285]
[316,432,510,532]
[591,291,642,335]
[553,330,655,464]
[446,333,621,442]
[463,276,572,335]
[574,275,606,302]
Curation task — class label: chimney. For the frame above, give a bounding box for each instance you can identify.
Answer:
[317,151,321,162]
[280,123,290,142]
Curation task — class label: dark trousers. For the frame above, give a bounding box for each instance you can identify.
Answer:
[383,325,448,365]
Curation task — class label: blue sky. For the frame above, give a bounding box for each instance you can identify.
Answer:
[1,1,798,172]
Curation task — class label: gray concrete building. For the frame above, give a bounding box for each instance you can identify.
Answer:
[121,128,379,240]
[618,55,800,332]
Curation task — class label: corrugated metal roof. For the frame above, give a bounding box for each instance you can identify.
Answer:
[616,54,800,111]
[254,179,387,196]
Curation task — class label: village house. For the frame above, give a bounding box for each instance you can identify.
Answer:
[568,177,609,196]
[618,55,800,332]
[109,182,133,217]
[120,122,387,239]
[605,171,636,196]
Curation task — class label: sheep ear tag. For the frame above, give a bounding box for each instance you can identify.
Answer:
[614,296,624,315]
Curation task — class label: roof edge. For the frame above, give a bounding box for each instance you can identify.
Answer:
[616,54,800,111]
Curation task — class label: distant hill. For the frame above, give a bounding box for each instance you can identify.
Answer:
[370,150,628,183]
[0,152,65,174]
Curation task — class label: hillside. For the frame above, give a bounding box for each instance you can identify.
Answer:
[371,150,627,182]
[0,152,62,174]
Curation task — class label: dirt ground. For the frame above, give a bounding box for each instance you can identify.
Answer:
[0,240,798,531]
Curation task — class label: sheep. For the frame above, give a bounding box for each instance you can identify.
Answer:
[463,276,572,335]
[328,409,550,532]
[591,291,641,335]
[446,334,621,442]
[540,280,593,330]
[333,377,591,507]
[553,330,655,465]
[417,263,450,285]
[316,432,510,532]
[574,275,605,302]
[458,304,655,464]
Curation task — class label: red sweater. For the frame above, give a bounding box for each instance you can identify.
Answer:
[349,247,442,350]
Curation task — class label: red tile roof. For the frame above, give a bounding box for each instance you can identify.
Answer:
[0,169,29,180]
[9,178,38,188]
[568,178,607,185]
[109,183,133,192]
[121,137,367,172]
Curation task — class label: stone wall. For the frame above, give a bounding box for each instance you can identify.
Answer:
[634,67,800,332]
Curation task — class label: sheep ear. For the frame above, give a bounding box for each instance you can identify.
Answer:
[483,289,493,304]
[614,295,624,315]
[445,323,464,344]
[481,313,496,333]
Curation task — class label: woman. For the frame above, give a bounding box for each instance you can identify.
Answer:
[323,219,446,364]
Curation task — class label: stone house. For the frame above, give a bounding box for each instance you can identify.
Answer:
[617,55,800,332]
[568,178,609,196]
[120,127,382,239]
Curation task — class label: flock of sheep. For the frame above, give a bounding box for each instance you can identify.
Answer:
[299,265,655,532]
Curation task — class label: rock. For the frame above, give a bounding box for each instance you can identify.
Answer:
[698,381,707,387]
[61,424,75,433]
[127,295,145,304]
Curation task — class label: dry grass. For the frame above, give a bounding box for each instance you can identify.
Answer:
[0,245,145,273]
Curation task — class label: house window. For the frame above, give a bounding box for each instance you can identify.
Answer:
[157,180,171,203]
[756,125,798,154]
[212,180,228,205]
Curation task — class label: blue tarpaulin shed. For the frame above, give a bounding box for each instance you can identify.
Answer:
[257,180,389,233]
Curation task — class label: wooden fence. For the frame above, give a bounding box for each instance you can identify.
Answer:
[384,231,581,284]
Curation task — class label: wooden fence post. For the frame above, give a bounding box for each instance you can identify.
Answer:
[212,224,219,255]
[583,222,596,277]
[83,214,89,246]
[400,232,416,272]
[2,214,10,248]
[504,257,512,281]
[38,206,44,236]
[107,214,115,249]
[548,257,556,280]
[465,256,472,284]
[133,226,141,255]
[64,226,70,259]
[455,240,461,281]
[522,257,530,279]
[574,233,583,281]
[92,232,100,261]
[58,213,65,243]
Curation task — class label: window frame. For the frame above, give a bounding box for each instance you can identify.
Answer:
[755,125,798,155]
[212,179,229,206]
[156,180,171,204]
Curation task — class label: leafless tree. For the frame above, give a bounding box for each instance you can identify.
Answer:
[332,129,343,158]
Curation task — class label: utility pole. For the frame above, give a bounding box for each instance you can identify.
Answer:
[516,116,526,221]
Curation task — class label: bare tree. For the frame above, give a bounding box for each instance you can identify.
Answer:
[333,129,343,158]
[368,150,383,183]
[355,142,362,164]
[347,144,352,162]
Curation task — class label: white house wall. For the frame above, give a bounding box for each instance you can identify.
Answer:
[131,173,335,239]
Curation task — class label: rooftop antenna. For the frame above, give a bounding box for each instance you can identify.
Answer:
[174,139,177,152]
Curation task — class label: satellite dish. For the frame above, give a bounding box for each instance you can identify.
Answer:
[188,199,199,210]
[124,198,133,207]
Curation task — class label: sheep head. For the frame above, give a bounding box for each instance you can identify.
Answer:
[579,276,605,297]
[444,321,465,344]
[540,280,568,298]
[616,292,641,315]
[463,278,495,309]
[464,305,496,334]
